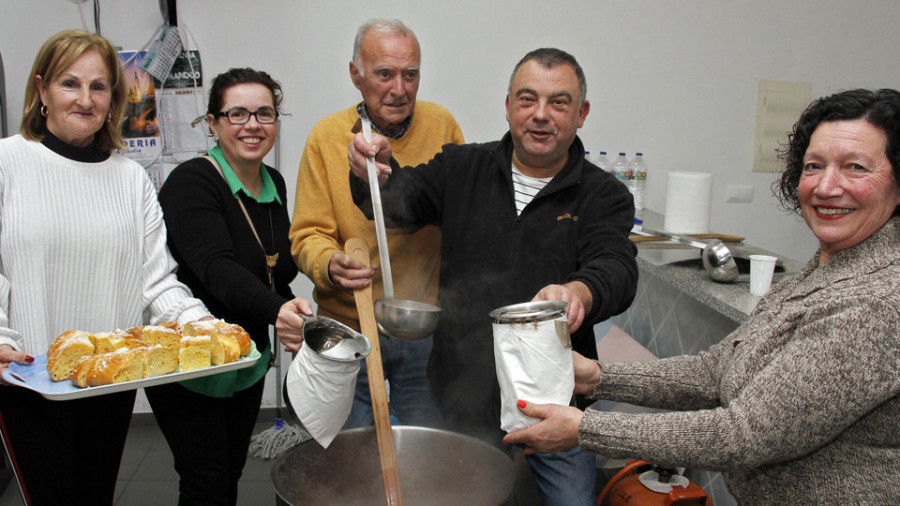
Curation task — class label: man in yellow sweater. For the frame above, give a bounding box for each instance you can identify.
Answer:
[290,19,464,428]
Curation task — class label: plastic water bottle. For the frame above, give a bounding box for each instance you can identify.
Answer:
[610,152,632,185]
[592,150,611,172]
[630,152,648,220]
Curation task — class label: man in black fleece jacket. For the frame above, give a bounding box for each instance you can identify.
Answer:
[348,48,637,506]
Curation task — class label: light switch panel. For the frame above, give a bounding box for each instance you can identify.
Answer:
[752,80,810,172]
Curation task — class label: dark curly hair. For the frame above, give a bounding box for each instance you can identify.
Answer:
[206,67,283,117]
[775,88,900,213]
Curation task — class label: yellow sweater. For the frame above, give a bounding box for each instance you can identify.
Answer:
[290,102,464,329]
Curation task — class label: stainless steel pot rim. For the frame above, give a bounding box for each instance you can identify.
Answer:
[489,300,568,322]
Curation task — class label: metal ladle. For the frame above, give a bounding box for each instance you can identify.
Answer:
[360,117,442,340]
[639,226,740,283]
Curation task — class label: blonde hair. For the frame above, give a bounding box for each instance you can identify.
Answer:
[22,29,126,152]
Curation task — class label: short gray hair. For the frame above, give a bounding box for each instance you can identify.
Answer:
[352,19,420,77]
[509,48,587,106]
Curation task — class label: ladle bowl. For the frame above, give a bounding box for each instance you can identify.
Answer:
[641,226,740,283]
[374,298,442,341]
[700,238,740,283]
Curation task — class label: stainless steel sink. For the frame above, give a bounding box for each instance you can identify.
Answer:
[638,247,707,267]
[638,244,796,283]
[669,249,785,275]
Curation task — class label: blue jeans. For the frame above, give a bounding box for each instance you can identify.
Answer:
[526,445,597,506]
[342,334,443,428]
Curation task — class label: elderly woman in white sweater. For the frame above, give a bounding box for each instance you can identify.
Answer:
[504,89,900,503]
[0,30,210,505]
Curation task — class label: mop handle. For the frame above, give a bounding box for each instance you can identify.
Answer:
[273,330,283,420]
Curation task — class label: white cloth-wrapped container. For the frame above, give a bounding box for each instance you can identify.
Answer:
[285,343,360,448]
[493,312,573,433]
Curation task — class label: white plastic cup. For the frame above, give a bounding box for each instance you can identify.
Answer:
[749,255,778,296]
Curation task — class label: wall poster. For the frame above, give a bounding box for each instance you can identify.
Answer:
[117,49,207,190]
[118,50,164,189]
[157,50,208,164]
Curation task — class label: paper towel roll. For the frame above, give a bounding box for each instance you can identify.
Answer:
[664,171,714,234]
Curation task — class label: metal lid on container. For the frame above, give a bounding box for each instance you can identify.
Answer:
[489,301,568,323]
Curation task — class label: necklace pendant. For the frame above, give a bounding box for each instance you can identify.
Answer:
[266,252,279,268]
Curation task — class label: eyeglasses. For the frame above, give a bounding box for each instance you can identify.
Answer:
[215,107,278,125]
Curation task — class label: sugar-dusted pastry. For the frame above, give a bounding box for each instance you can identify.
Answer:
[178,336,211,372]
[86,349,144,386]
[141,325,181,355]
[46,330,96,381]
[142,345,178,378]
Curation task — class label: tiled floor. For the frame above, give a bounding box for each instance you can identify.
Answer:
[0,413,285,506]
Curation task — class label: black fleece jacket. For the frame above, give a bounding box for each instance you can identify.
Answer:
[351,133,637,439]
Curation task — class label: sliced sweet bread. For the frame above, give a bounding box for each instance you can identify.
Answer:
[178,336,211,372]
[142,345,178,378]
[87,349,144,386]
[140,325,181,355]
[47,330,96,382]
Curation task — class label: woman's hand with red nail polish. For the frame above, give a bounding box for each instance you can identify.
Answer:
[502,400,584,455]
[0,344,33,380]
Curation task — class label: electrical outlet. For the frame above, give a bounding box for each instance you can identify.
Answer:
[726,185,753,203]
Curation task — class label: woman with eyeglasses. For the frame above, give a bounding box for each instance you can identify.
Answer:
[144,68,311,505]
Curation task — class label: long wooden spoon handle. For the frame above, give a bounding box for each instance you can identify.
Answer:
[345,237,403,506]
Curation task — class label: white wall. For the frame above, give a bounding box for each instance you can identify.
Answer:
[3,0,900,410]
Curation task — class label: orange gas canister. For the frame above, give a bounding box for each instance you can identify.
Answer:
[597,460,713,506]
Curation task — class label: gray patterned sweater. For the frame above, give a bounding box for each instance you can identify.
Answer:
[580,217,900,504]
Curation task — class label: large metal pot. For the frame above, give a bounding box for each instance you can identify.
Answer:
[271,426,517,506]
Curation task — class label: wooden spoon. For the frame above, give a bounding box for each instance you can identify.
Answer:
[630,232,745,243]
[345,237,403,506]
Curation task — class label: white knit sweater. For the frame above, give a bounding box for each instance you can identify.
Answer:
[0,135,209,354]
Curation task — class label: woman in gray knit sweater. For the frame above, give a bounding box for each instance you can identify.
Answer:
[504,89,900,504]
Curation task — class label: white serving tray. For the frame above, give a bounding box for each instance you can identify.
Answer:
[2,343,261,401]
